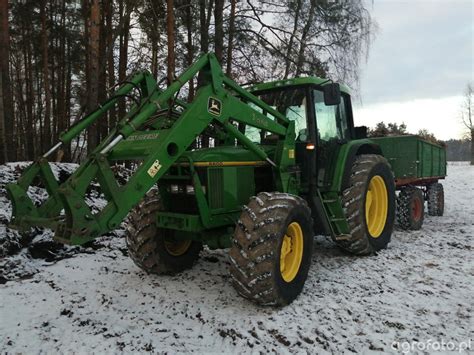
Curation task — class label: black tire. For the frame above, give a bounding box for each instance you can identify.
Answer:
[397,187,424,230]
[339,154,396,255]
[125,190,202,275]
[427,183,444,216]
[229,192,313,306]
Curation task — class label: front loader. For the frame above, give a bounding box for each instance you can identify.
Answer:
[9,52,430,306]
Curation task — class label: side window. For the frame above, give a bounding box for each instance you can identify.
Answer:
[286,96,308,141]
[339,95,350,139]
[314,90,349,142]
[314,90,338,142]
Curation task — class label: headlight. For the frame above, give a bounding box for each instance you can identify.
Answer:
[170,184,179,193]
[186,185,195,194]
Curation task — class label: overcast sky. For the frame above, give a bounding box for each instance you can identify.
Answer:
[353,0,473,140]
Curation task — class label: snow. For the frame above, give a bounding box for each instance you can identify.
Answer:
[0,162,473,353]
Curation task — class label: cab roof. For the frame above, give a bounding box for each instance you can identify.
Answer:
[247,77,351,95]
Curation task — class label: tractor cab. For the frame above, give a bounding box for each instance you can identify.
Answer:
[248,78,355,190]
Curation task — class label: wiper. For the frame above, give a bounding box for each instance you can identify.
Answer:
[287,106,305,120]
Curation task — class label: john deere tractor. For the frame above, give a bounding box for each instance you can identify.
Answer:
[7,53,446,306]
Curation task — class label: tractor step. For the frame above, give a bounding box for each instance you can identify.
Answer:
[318,190,351,238]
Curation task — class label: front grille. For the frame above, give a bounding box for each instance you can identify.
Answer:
[208,168,224,209]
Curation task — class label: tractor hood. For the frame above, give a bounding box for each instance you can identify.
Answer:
[181,146,275,165]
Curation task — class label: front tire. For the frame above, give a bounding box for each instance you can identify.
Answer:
[125,190,202,275]
[229,192,313,306]
[339,154,396,255]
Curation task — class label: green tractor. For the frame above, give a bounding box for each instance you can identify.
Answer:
[7,53,446,306]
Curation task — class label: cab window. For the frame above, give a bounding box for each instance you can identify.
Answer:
[246,88,309,143]
[313,90,349,142]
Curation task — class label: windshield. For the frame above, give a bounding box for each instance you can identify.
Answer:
[246,88,308,143]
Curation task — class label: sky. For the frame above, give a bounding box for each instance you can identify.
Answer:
[353,0,473,140]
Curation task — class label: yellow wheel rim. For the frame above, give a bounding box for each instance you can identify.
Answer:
[280,222,304,283]
[365,175,388,238]
[164,239,192,256]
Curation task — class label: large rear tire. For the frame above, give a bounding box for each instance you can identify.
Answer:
[229,192,313,306]
[125,190,202,275]
[339,154,396,255]
[427,183,444,216]
[397,187,424,230]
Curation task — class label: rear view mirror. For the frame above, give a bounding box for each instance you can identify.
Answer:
[323,83,341,106]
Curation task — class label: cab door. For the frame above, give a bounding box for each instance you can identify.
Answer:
[313,89,352,189]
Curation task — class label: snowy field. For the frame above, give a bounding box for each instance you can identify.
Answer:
[0,162,473,353]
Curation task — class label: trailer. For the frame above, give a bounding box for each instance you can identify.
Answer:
[371,136,446,230]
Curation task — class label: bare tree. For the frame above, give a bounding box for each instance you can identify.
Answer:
[214,0,224,64]
[118,0,131,121]
[166,0,175,85]
[283,0,302,79]
[40,0,52,151]
[460,83,473,165]
[87,0,101,153]
[226,0,237,77]
[185,1,195,100]
[0,0,15,162]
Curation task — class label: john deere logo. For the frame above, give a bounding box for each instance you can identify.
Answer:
[208,97,222,116]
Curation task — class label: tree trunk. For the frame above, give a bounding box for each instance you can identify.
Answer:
[185,1,194,100]
[199,0,210,53]
[166,0,175,85]
[0,71,5,163]
[118,0,130,120]
[295,0,316,76]
[197,0,214,148]
[83,0,90,119]
[0,0,16,162]
[40,0,52,151]
[98,0,108,140]
[87,0,101,153]
[24,24,35,158]
[225,0,236,77]
[64,35,72,161]
[471,129,474,165]
[284,0,302,79]
[151,41,158,79]
[197,0,213,87]
[56,0,67,145]
[105,0,116,128]
[214,0,224,64]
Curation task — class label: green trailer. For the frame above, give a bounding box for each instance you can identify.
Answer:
[370,135,446,230]
[371,135,446,185]
[6,53,447,306]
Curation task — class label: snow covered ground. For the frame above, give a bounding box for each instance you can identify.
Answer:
[0,162,473,353]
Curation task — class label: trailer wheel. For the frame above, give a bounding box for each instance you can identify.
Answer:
[397,187,424,230]
[340,154,396,255]
[125,190,202,275]
[427,183,444,216]
[229,192,313,306]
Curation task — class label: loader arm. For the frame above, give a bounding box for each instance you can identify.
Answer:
[7,53,295,245]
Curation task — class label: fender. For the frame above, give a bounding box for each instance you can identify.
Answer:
[329,139,383,192]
